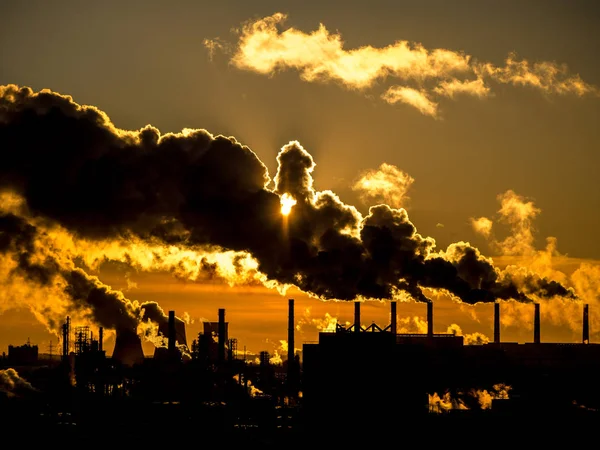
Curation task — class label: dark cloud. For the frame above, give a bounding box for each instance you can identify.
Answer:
[0,85,576,306]
[0,211,173,333]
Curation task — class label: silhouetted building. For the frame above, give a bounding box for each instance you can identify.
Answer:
[8,341,38,365]
[302,301,600,434]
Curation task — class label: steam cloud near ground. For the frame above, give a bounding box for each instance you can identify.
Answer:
[0,368,38,398]
[0,84,585,346]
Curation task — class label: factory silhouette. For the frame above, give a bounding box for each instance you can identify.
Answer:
[2,299,600,445]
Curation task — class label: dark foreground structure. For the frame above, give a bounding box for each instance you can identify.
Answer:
[2,300,600,446]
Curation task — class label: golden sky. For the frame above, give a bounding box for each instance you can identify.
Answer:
[1,1,599,358]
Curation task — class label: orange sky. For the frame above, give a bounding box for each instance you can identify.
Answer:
[1,1,600,357]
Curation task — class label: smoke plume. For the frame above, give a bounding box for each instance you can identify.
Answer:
[470,189,600,339]
[429,383,511,413]
[0,200,186,343]
[0,368,38,398]
[0,85,576,331]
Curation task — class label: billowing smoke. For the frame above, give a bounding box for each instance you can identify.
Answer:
[429,383,511,413]
[0,85,575,322]
[296,308,348,334]
[470,189,600,338]
[446,323,490,345]
[0,204,184,343]
[471,190,541,256]
[0,368,38,398]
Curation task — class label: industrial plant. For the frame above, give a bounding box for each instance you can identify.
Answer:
[1,299,599,444]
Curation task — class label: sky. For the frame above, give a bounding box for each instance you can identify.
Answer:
[1,0,599,359]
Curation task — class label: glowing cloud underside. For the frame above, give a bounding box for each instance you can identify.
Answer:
[205,13,599,117]
[0,84,581,339]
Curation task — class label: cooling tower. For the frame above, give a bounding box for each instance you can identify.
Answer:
[113,328,144,366]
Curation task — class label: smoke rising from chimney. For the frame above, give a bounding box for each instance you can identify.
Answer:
[0,84,577,330]
[0,205,188,347]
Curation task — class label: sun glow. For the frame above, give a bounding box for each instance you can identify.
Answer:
[280,193,297,216]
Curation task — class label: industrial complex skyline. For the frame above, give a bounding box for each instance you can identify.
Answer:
[1,1,600,361]
[3,296,600,444]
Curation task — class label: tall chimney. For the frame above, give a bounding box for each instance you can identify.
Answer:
[62,316,70,360]
[218,308,226,362]
[494,302,500,344]
[288,299,295,363]
[390,301,397,335]
[583,303,590,344]
[98,326,103,352]
[534,303,540,344]
[354,301,361,333]
[168,310,176,353]
[427,302,433,337]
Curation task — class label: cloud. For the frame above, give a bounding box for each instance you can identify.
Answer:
[471,189,542,257]
[471,216,493,239]
[224,12,471,90]
[433,78,490,98]
[203,38,227,61]
[352,163,414,208]
[382,87,438,117]
[205,13,599,116]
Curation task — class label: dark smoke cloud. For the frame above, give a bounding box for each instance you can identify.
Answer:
[0,85,575,305]
[0,211,173,333]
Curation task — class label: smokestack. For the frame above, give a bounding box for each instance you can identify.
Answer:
[98,326,103,352]
[288,299,295,364]
[62,316,70,360]
[390,301,397,335]
[354,301,361,333]
[494,302,500,344]
[534,303,540,344]
[218,308,226,362]
[583,303,590,344]
[427,302,433,337]
[168,310,176,353]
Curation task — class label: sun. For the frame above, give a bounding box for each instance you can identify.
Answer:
[280,193,297,216]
